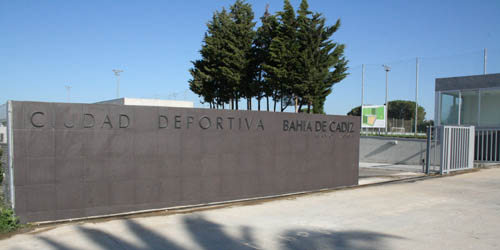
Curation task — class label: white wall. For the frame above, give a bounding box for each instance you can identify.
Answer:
[123,98,194,108]
[97,98,194,108]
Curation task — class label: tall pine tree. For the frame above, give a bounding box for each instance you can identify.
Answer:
[189,1,256,110]
[263,0,300,112]
[296,0,348,113]
[228,0,256,110]
[190,0,348,113]
[189,9,232,108]
[253,5,279,111]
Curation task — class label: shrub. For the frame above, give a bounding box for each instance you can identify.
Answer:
[0,149,3,184]
[0,206,19,233]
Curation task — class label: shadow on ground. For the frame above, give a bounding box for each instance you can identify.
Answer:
[38,215,403,250]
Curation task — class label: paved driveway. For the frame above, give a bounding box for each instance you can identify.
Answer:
[1,167,500,250]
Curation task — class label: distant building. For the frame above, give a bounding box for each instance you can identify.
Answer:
[96,97,194,108]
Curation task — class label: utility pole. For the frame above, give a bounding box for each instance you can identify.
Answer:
[112,69,124,98]
[65,85,72,102]
[415,57,419,135]
[361,64,365,133]
[382,65,391,135]
[361,64,365,109]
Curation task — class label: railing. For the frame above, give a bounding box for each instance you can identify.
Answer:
[475,129,500,162]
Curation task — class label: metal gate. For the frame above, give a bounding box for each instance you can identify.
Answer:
[426,126,475,174]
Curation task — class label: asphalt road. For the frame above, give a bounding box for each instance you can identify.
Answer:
[1,167,500,250]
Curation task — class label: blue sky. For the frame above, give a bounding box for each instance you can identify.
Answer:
[1,0,499,119]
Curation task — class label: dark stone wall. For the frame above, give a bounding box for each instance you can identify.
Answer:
[11,101,359,222]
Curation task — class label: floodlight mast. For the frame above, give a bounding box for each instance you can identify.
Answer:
[112,69,124,98]
[382,65,391,134]
[64,85,72,102]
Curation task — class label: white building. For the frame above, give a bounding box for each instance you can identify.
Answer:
[435,73,500,162]
[96,98,194,108]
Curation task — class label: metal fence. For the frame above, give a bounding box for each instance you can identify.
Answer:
[388,118,417,133]
[475,129,500,162]
[425,126,475,174]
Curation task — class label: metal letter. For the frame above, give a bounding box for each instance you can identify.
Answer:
[119,114,129,128]
[102,115,113,128]
[257,120,264,130]
[83,114,95,128]
[199,116,211,129]
[64,114,75,128]
[30,112,45,128]
[216,117,223,130]
[283,120,289,131]
[175,115,181,129]
[159,115,168,128]
[187,116,194,129]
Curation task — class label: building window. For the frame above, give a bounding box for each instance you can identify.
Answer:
[460,90,479,126]
[440,92,460,125]
[0,133,3,143]
[479,89,500,127]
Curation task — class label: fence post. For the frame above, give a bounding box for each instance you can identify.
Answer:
[426,126,431,174]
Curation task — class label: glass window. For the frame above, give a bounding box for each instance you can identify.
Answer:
[460,90,479,125]
[479,89,500,127]
[440,92,459,125]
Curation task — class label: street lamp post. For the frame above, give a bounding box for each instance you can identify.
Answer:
[112,69,124,98]
[382,65,391,135]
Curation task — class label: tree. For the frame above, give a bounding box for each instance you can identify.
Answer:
[418,120,434,132]
[263,0,299,112]
[189,60,216,108]
[228,0,256,110]
[252,5,279,111]
[189,1,256,110]
[295,0,348,113]
[263,0,348,113]
[189,9,232,108]
[190,0,348,113]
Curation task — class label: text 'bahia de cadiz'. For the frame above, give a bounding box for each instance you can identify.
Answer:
[283,120,354,133]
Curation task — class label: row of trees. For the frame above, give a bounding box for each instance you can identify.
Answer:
[189,0,348,113]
